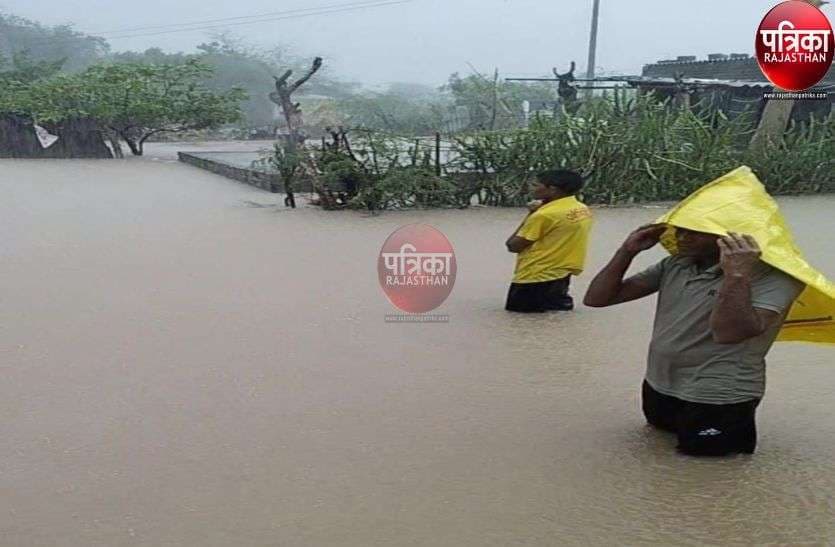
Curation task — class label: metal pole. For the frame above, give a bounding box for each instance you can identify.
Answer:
[585,0,601,97]
[435,132,442,177]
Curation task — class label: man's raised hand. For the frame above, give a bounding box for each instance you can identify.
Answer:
[718,232,762,278]
[622,224,667,254]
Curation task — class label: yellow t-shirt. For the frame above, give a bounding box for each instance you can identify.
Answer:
[513,196,593,283]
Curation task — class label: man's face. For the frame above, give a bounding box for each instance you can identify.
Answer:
[532,181,559,201]
[675,227,720,259]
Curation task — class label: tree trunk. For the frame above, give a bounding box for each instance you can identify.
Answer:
[271,91,303,208]
[0,115,112,158]
[279,133,297,208]
[489,69,499,130]
[104,130,124,159]
[269,57,333,209]
[123,136,143,156]
[750,97,795,150]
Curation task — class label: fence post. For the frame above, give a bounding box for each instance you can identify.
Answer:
[435,131,442,177]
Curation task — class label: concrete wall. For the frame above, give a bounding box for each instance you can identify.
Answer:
[178,152,283,193]
[178,152,349,194]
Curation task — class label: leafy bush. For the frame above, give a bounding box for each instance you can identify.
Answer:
[314,130,462,211]
[449,92,833,206]
[260,93,833,211]
[741,114,835,194]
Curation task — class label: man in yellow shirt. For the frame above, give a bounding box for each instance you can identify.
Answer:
[505,170,593,312]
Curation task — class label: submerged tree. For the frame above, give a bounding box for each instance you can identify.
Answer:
[85,60,246,156]
[1,58,246,157]
[268,56,331,208]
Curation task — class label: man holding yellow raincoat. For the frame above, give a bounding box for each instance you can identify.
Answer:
[584,166,835,457]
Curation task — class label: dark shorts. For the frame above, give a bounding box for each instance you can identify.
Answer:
[642,380,760,456]
[505,276,573,313]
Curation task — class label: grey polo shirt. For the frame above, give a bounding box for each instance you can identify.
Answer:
[633,256,805,405]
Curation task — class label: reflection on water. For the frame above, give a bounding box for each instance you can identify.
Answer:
[2,155,834,546]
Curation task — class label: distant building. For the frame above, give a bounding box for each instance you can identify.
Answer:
[637,54,833,123]
[643,54,835,84]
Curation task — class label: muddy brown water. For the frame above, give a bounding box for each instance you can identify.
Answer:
[2,149,834,546]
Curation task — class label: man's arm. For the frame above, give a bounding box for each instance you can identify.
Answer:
[506,227,534,253]
[710,232,782,344]
[583,224,667,307]
[505,202,541,254]
[710,275,781,344]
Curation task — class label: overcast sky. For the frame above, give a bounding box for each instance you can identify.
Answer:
[0,0,811,86]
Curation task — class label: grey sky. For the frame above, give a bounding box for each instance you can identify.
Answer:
[0,0,805,86]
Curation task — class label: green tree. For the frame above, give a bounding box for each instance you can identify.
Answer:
[0,51,65,84]
[0,51,69,118]
[109,47,191,66]
[82,60,247,155]
[1,59,246,156]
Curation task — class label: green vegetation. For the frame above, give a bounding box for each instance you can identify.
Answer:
[306,93,834,210]
[317,130,459,210]
[81,60,246,155]
[110,36,356,130]
[1,57,246,155]
[441,72,555,131]
[453,93,833,205]
[334,84,447,134]
[331,75,556,134]
[3,10,832,204]
[1,11,560,137]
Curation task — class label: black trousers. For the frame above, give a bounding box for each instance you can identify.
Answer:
[642,380,760,456]
[505,276,573,313]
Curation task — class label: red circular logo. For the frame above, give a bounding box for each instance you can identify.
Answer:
[377,224,456,314]
[756,1,834,91]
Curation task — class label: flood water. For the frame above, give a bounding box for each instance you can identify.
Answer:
[2,150,834,546]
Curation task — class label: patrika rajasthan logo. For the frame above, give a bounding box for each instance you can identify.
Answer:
[378,224,456,314]
[756,1,834,91]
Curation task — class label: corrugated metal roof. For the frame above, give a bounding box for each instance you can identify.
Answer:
[622,77,776,89]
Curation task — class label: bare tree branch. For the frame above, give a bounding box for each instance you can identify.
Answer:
[267,56,333,209]
[274,70,293,90]
[289,57,323,94]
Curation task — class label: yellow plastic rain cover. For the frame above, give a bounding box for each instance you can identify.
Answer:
[654,166,835,344]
